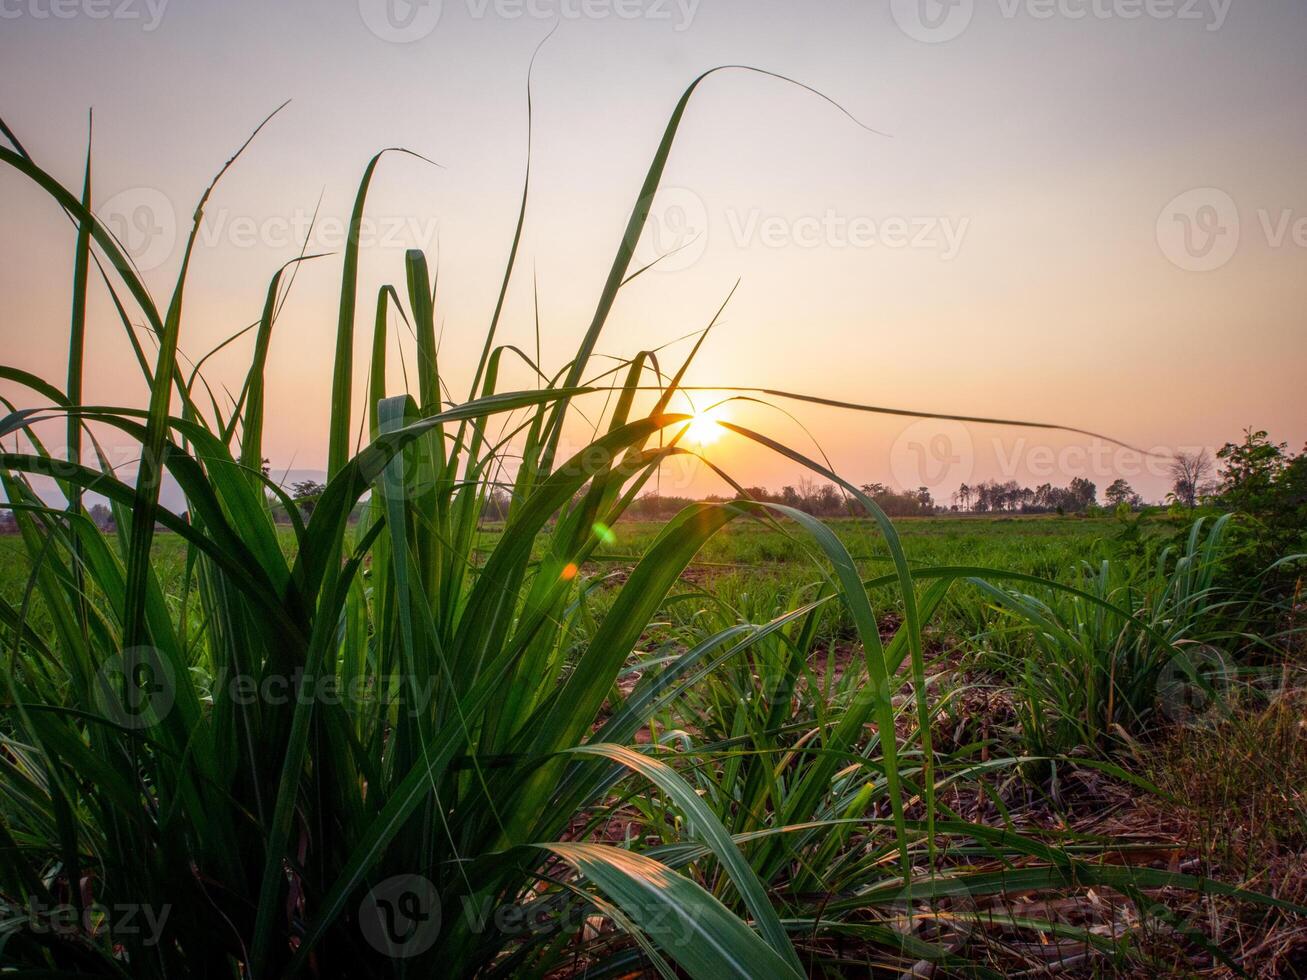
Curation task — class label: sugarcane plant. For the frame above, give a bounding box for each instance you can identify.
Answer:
[1,71,1300,978]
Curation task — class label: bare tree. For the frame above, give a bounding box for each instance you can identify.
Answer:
[1168,450,1214,508]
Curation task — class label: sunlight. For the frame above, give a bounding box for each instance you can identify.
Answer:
[684,407,726,445]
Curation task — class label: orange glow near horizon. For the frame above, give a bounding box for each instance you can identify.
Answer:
[1,5,1305,508]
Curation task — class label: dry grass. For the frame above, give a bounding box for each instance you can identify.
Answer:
[1145,687,1307,977]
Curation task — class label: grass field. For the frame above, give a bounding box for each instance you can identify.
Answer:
[0,513,1136,657]
[3,503,1302,974]
[0,512,1121,616]
[2,91,1303,978]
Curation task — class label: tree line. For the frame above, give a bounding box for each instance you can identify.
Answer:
[624,430,1304,523]
[624,476,1108,519]
[3,430,1299,533]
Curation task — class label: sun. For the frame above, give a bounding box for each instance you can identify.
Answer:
[684,408,726,445]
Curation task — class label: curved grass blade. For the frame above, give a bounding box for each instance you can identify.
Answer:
[541,842,804,980]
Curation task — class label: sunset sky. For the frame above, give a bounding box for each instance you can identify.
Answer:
[2,0,1304,503]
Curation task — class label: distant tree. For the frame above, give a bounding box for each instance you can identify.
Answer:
[987,480,1023,513]
[795,475,820,514]
[291,480,327,517]
[957,482,972,512]
[858,482,935,517]
[815,484,842,514]
[1168,450,1214,508]
[1215,429,1288,512]
[481,488,513,521]
[628,493,697,520]
[1105,478,1140,508]
[1068,477,1097,510]
[88,503,115,530]
[1209,431,1306,597]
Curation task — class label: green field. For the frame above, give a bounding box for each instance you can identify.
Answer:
[0,514,1129,646]
[1,512,1121,594]
[2,95,1302,977]
[2,502,1300,975]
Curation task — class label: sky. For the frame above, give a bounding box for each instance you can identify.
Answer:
[2,0,1305,505]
